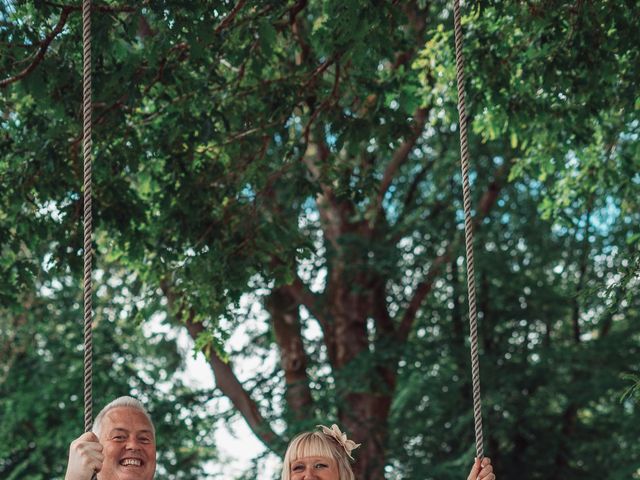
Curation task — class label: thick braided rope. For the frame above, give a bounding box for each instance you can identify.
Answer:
[82,0,93,437]
[453,0,484,460]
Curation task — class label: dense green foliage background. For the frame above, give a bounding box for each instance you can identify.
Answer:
[1,1,639,479]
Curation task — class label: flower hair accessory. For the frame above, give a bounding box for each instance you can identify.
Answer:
[317,424,361,460]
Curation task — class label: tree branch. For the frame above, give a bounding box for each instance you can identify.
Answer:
[301,55,337,90]
[0,7,72,89]
[400,158,435,216]
[286,0,309,25]
[282,275,330,332]
[0,296,34,384]
[301,126,341,243]
[375,107,429,212]
[371,277,394,335]
[474,162,511,221]
[368,0,431,223]
[572,205,592,343]
[1,0,235,90]
[396,251,450,342]
[266,287,314,420]
[160,281,280,449]
[43,2,137,12]
[396,161,513,342]
[289,6,311,64]
[181,314,279,448]
[214,0,247,34]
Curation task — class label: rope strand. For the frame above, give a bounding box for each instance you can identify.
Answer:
[82,0,93,437]
[453,0,484,460]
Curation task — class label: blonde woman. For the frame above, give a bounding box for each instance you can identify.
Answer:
[281,425,358,480]
[281,424,495,480]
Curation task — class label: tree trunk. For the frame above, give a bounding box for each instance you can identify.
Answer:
[550,403,578,479]
[267,287,314,420]
[571,207,591,342]
[343,393,391,480]
[327,271,394,480]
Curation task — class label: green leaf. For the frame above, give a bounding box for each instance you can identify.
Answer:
[258,19,277,55]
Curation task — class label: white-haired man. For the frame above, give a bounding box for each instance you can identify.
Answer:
[64,396,156,480]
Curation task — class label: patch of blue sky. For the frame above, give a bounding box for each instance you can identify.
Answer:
[301,196,316,212]
[35,198,70,223]
[590,196,622,236]
[381,184,399,221]
[324,124,338,151]
[621,119,638,140]
[284,114,301,129]
[240,183,255,201]
[1,1,76,48]
[0,0,18,26]
[0,109,19,129]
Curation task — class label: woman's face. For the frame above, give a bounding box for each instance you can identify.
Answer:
[290,455,339,480]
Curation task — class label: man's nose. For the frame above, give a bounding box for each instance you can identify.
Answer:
[125,438,142,450]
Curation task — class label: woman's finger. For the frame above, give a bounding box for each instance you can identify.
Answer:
[467,458,481,480]
[479,464,494,479]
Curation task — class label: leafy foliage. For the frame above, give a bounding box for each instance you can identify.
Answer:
[0,263,218,479]
[1,1,639,479]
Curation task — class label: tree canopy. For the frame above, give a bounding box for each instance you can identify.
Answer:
[1,1,639,479]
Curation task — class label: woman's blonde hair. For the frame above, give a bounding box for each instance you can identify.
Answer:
[281,430,356,480]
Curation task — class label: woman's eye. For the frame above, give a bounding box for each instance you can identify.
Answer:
[292,465,304,472]
[314,463,328,469]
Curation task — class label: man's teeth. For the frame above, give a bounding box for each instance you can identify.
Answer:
[120,459,142,466]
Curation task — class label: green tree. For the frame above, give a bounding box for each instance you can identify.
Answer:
[0,261,218,479]
[1,1,639,479]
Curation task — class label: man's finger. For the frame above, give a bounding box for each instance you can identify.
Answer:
[76,432,100,443]
[90,458,103,473]
[70,432,102,453]
[74,441,103,456]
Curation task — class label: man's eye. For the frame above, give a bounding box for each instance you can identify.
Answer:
[139,437,151,444]
[113,436,126,441]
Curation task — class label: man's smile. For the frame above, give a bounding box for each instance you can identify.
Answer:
[120,457,144,467]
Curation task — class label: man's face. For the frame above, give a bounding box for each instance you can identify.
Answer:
[97,406,156,480]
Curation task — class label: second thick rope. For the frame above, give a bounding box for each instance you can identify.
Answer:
[453,0,484,461]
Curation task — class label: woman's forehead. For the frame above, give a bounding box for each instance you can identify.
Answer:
[292,455,334,462]
[290,436,335,461]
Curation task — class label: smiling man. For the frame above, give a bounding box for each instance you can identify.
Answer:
[64,396,157,480]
